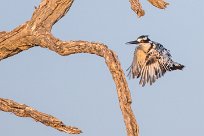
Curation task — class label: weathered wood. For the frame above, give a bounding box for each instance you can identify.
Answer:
[148,0,169,9]
[0,0,170,135]
[129,0,169,17]
[129,0,145,17]
[0,98,82,134]
[0,0,139,135]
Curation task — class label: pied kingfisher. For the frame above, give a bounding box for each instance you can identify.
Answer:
[126,35,184,87]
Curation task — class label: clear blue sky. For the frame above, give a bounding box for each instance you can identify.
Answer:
[0,0,204,136]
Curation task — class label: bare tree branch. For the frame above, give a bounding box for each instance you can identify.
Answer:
[0,98,82,134]
[0,0,170,135]
[129,0,145,17]
[37,35,140,136]
[148,0,169,9]
[0,0,139,135]
[129,0,169,17]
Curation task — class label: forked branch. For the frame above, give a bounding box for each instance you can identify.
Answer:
[0,0,139,135]
[0,0,170,136]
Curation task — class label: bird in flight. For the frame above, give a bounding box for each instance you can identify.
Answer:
[126,35,184,87]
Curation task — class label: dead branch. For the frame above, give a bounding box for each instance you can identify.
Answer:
[148,0,169,9]
[0,0,171,135]
[129,0,169,17]
[0,98,82,134]
[0,0,139,136]
[129,0,145,17]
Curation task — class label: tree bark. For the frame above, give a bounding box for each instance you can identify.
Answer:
[148,0,169,9]
[0,0,169,135]
[129,0,169,17]
[0,98,82,134]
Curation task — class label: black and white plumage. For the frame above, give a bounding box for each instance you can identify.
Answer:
[126,35,184,87]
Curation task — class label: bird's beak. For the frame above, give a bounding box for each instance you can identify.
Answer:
[126,40,139,44]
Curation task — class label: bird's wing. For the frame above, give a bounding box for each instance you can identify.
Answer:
[127,46,146,79]
[139,53,165,86]
[139,46,172,86]
[152,42,184,71]
[152,41,172,58]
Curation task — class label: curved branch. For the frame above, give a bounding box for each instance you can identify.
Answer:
[37,34,140,135]
[0,98,82,134]
[0,0,140,136]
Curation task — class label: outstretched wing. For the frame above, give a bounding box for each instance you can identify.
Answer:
[127,46,146,79]
[139,53,167,86]
[139,43,173,86]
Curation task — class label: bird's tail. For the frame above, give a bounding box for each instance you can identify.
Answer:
[170,62,185,70]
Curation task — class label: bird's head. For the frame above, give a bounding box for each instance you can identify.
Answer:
[126,35,150,44]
